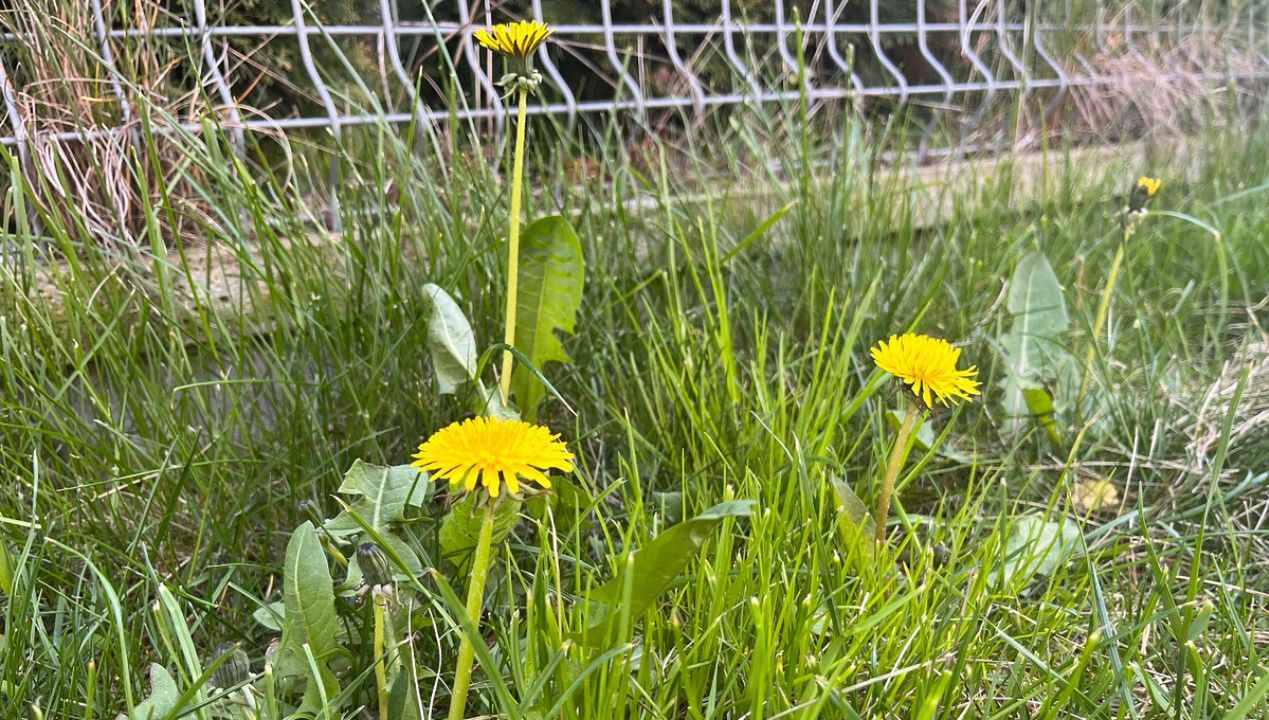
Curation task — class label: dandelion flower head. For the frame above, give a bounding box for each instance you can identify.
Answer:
[411,416,573,498]
[474,20,553,59]
[1136,176,1161,199]
[871,332,981,409]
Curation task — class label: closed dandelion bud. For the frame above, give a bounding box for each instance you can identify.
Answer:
[357,543,394,589]
[210,642,250,688]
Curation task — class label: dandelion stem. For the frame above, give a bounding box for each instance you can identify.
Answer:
[499,88,530,404]
[373,594,389,720]
[876,404,919,542]
[1077,240,1126,418]
[448,502,497,720]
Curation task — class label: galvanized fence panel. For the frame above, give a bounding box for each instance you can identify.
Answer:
[0,0,1264,231]
[1,1,1264,142]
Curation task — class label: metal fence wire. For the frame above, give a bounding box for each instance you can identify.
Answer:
[0,0,1265,228]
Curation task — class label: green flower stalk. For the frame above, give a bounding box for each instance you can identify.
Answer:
[499,88,530,405]
[357,542,397,720]
[1077,176,1161,416]
[875,403,919,542]
[448,504,496,720]
[373,593,390,720]
[473,20,553,405]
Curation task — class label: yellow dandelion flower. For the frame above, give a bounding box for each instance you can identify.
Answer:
[474,20,553,59]
[871,332,981,409]
[411,416,573,498]
[1128,176,1161,214]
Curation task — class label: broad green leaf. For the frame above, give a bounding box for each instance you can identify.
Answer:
[275,521,341,708]
[388,657,426,720]
[526,473,594,534]
[999,252,1071,433]
[439,494,522,563]
[510,216,585,417]
[129,664,180,720]
[829,477,871,526]
[578,500,756,644]
[652,491,685,525]
[324,461,430,535]
[252,601,285,632]
[423,283,478,395]
[828,477,876,567]
[1006,252,1070,337]
[1023,387,1062,444]
[995,515,1083,589]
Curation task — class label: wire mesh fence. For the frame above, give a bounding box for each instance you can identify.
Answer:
[0,0,1264,233]
[1,1,1265,142]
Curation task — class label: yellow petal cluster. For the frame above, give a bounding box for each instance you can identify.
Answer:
[1136,176,1161,199]
[871,333,981,409]
[474,21,553,59]
[411,416,573,498]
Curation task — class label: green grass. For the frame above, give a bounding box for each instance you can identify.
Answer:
[0,98,1267,719]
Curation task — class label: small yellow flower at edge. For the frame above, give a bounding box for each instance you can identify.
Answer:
[411,416,574,498]
[474,20,553,59]
[871,332,981,409]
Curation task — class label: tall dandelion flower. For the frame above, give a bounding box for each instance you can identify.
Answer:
[1081,175,1163,415]
[869,332,979,542]
[411,416,572,720]
[411,416,574,499]
[473,20,554,405]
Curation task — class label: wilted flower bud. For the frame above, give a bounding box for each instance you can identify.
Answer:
[356,543,394,589]
[210,642,250,688]
[297,499,324,528]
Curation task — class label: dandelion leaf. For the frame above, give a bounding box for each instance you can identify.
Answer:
[995,515,1084,591]
[575,499,756,645]
[439,493,523,563]
[129,664,180,720]
[424,283,478,395]
[275,521,341,709]
[510,216,584,418]
[323,461,430,535]
[998,252,1071,434]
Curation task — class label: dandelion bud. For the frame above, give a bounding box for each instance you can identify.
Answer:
[210,642,251,688]
[297,499,324,527]
[357,543,394,589]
